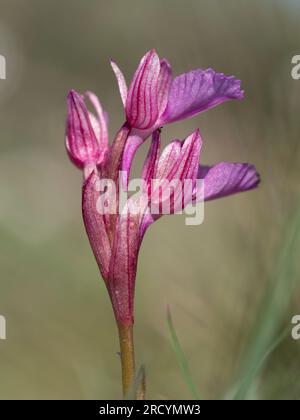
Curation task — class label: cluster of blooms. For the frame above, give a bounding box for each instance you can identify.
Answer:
[65,50,259,327]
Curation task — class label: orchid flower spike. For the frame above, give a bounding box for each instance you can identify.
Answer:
[65,54,259,326]
[65,51,260,399]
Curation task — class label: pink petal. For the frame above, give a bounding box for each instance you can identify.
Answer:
[155,139,181,180]
[87,112,102,143]
[125,50,160,129]
[85,91,109,151]
[157,59,172,116]
[110,60,128,107]
[160,69,244,125]
[197,162,260,201]
[142,130,160,187]
[171,130,202,182]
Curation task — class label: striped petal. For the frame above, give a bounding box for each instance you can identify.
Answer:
[171,130,202,182]
[155,139,181,180]
[85,91,109,151]
[125,50,160,129]
[142,130,160,188]
[157,59,172,116]
[110,60,128,107]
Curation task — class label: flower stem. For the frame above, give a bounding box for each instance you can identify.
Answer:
[118,324,146,399]
[118,324,136,398]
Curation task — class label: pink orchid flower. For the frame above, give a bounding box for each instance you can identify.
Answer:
[65,51,259,398]
[81,128,259,326]
[112,49,243,130]
[111,50,244,184]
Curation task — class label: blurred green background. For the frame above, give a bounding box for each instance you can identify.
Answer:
[0,0,300,400]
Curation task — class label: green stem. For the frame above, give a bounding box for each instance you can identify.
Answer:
[117,324,146,399]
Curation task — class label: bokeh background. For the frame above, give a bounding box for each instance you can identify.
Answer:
[0,0,300,400]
